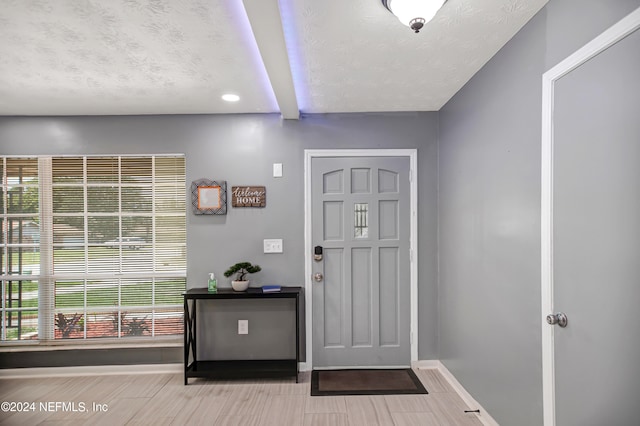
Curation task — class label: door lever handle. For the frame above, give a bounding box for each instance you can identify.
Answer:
[546,312,568,328]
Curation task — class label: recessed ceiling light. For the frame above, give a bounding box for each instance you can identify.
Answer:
[222,94,240,102]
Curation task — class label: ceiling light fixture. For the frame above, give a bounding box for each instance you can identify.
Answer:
[221,94,240,102]
[382,0,446,33]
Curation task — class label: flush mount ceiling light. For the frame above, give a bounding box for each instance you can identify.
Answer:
[221,94,240,102]
[382,0,446,33]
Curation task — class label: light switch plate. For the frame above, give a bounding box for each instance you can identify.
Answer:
[273,163,283,178]
[263,239,283,253]
[238,320,248,335]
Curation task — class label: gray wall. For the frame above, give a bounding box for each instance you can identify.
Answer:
[437,1,639,425]
[0,112,440,363]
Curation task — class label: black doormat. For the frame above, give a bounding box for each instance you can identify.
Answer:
[310,368,428,396]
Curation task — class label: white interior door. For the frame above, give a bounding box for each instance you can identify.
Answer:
[310,156,411,368]
[542,9,640,426]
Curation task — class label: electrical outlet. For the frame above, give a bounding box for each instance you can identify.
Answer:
[238,319,248,335]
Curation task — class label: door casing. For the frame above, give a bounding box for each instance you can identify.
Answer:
[540,8,640,426]
[304,149,418,370]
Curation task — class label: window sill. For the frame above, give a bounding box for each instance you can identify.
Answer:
[0,338,182,352]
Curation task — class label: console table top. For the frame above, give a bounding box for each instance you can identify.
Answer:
[184,286,301,299]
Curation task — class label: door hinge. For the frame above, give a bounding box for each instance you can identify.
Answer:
[410,249,414,262]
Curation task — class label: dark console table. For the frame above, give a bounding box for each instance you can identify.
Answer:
[183,287,301,385]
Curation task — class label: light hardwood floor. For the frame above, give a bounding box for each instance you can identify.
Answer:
[0,368,483,425]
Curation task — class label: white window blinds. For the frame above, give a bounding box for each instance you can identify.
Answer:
[1,155,186,342]
[1,158,40,340]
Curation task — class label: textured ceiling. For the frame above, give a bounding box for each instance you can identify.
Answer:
[0,0,548,117]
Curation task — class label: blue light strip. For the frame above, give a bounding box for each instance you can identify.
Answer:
[231,0,280,112]
[277,0,310,112]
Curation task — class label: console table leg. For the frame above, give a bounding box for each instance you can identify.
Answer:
[184,297,188,385]
[184,298,197,385]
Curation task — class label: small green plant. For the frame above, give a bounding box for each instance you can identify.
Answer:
[55,313,83,338]
[224,262,261,281]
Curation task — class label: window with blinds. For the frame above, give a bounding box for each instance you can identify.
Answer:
[1,155,186,342]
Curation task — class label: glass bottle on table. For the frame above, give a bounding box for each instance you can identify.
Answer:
[208,273,217,293]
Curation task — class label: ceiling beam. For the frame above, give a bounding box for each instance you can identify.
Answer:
[242,0,299,120]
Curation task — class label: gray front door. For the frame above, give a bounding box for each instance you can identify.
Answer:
[552,28,640,425]
[311,156,410,368]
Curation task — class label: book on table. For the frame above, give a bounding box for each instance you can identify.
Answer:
[261,285,281,293]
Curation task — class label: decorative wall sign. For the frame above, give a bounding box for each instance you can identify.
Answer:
[231,186,266,207]
[191,179,227,215]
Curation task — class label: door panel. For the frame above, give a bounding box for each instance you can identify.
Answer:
[379,200,398,239]
[379,247,399,346]
[352,247,372,346]
[323,202,344,240]
[552,28,640,426]
[323,248,344,347]
[312,156,410,368]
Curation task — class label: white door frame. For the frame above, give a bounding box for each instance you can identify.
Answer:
[541,8,640,426]
[303,149,418,370]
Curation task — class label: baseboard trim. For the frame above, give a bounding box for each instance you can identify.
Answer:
[415,360,499,426]
[0,363,182,379]
[299,361,311,372]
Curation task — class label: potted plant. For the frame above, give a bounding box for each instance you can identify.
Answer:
[224,261,262,291]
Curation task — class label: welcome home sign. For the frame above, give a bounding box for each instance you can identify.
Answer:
[231,186,266,207]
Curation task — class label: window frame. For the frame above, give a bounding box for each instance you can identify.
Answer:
[1,154,187,345]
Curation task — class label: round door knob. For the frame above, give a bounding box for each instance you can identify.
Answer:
[313,273,324,282]
[546,312,568,328]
